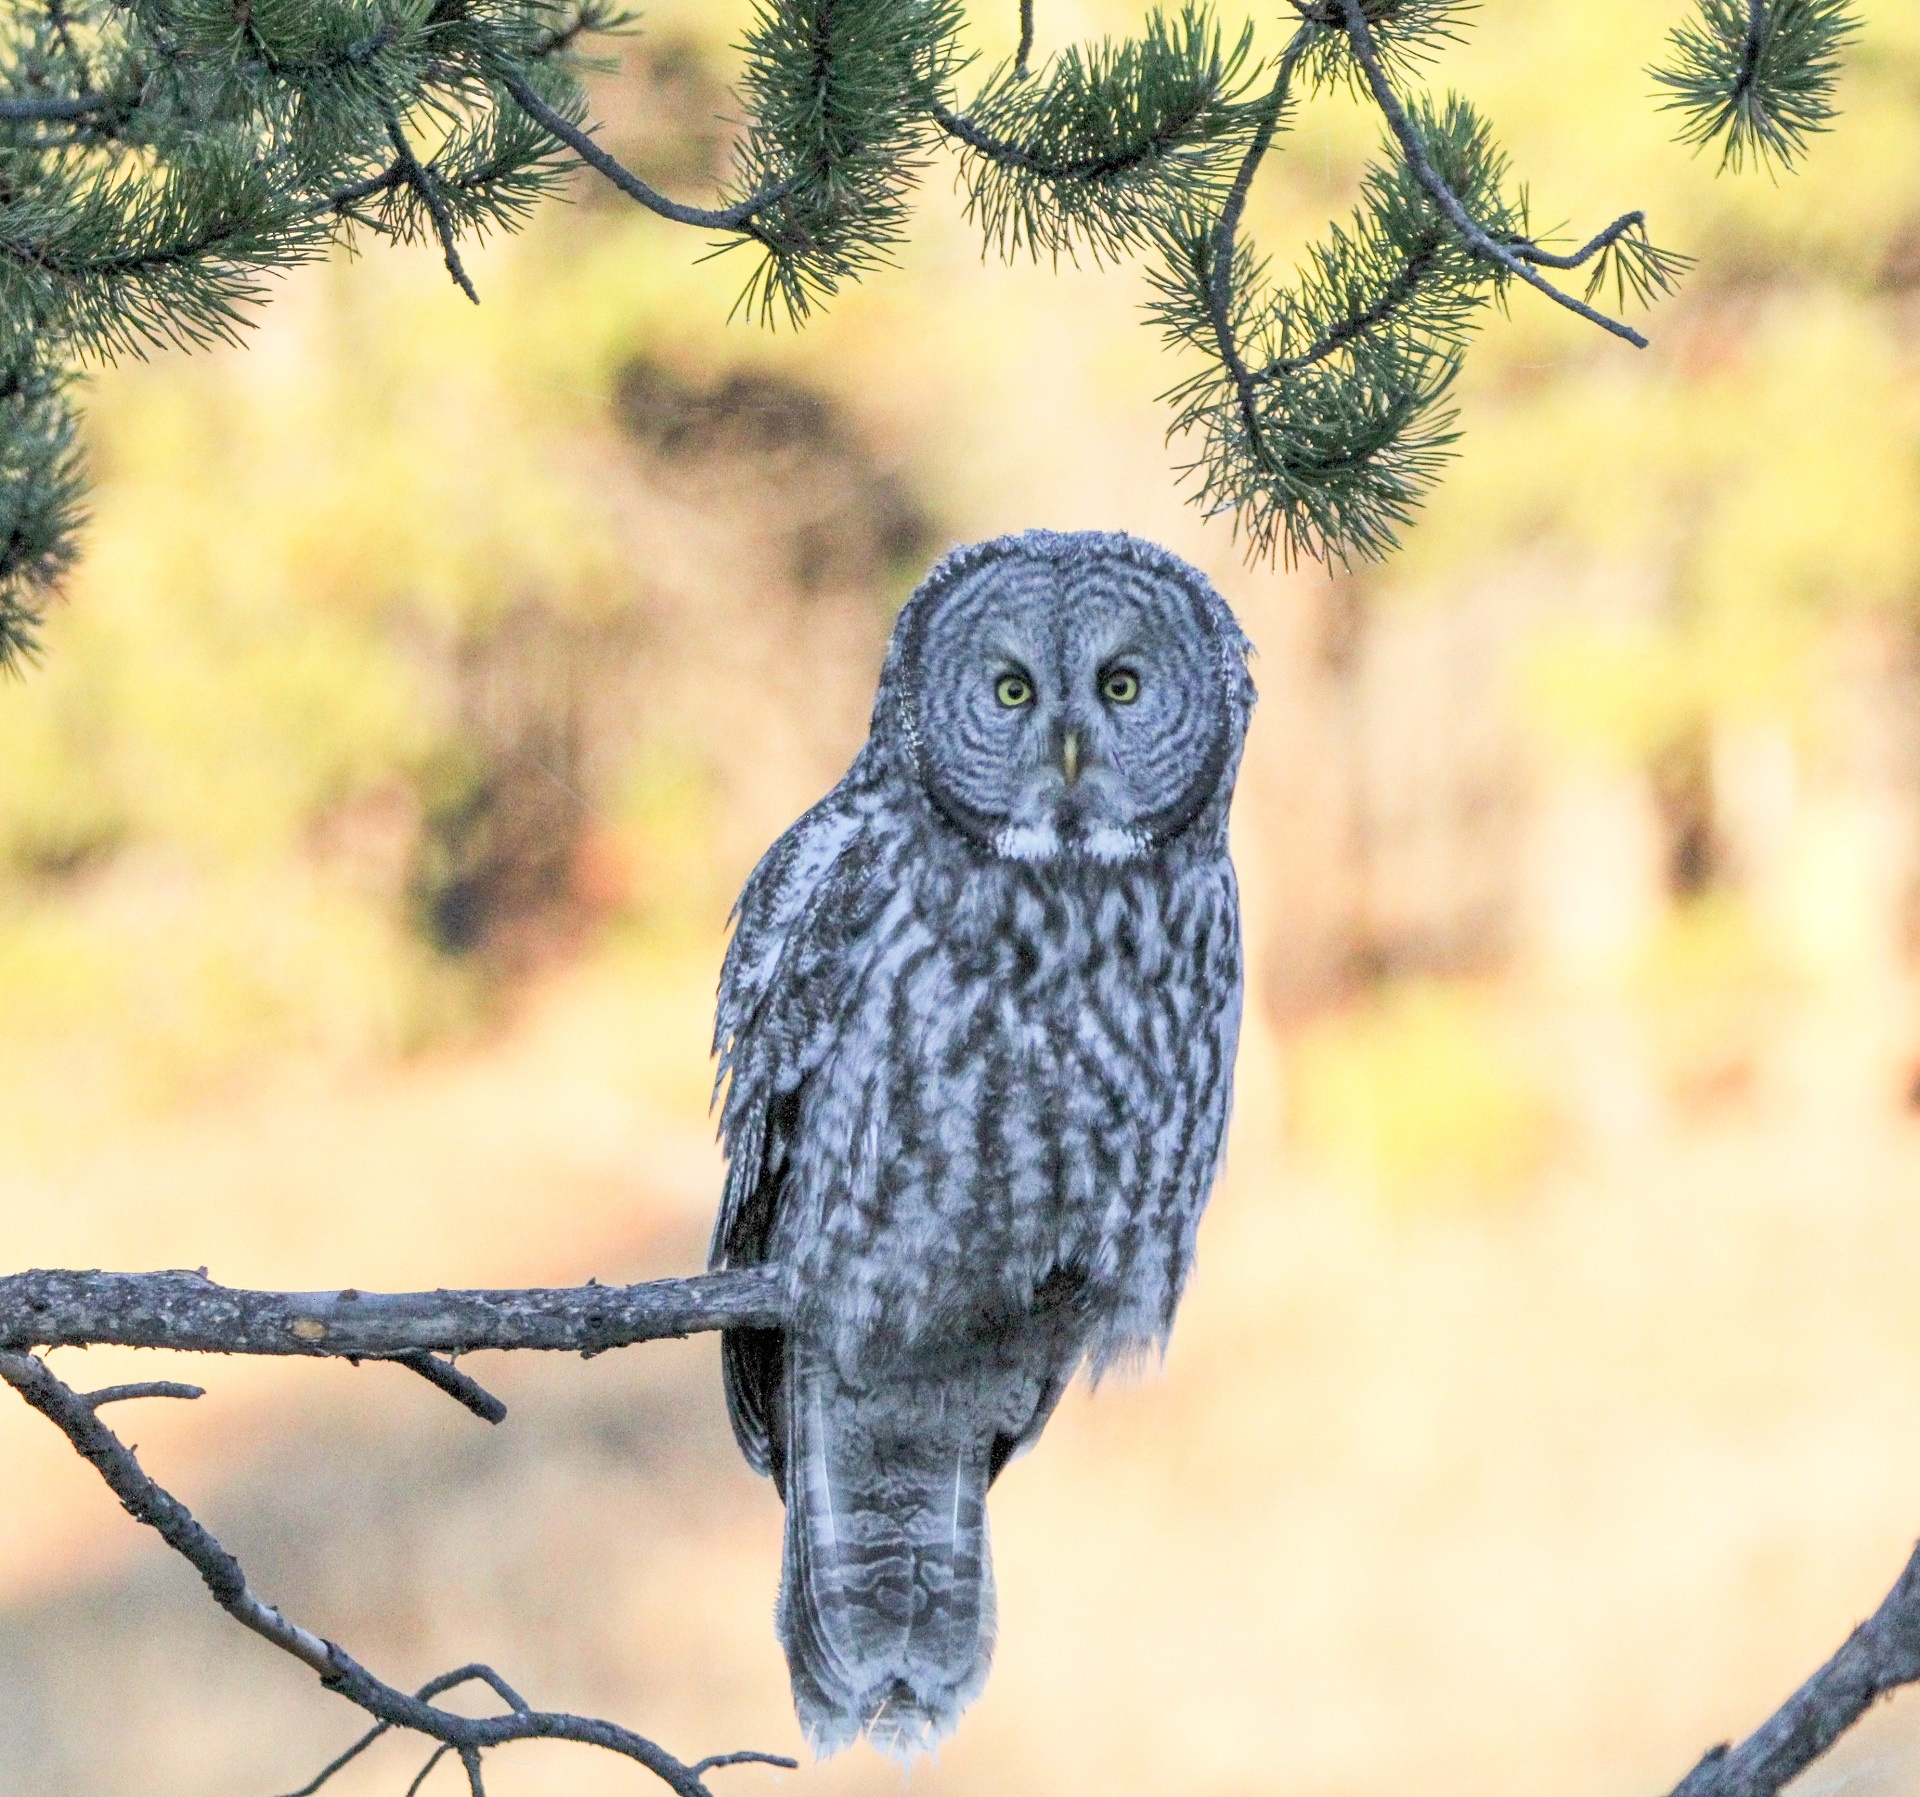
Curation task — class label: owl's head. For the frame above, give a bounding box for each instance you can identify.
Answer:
[876,531,1255,864]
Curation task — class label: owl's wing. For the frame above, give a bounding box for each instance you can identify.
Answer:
[709,781,886,1475]
[710,785,875,1256]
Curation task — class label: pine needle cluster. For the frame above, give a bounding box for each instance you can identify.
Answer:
[0,0,1866,665]
[945,4,1263,265]
[1148,93,1521,565]
[1653,0,1860,173]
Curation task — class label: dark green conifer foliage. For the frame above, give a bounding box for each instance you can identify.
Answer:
[0,0,1862,667]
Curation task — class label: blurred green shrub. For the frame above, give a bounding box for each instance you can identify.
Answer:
[1287,980,1552,1210]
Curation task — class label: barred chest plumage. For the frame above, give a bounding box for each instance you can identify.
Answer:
[773,814,1241,1377]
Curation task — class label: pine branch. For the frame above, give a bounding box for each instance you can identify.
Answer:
[0,353,82,669]
[497,67,797,230]
[0,0,1849,627]
[0,90,120,120]
[1653,0,1860,173]
[938,4,1263,264]
[385,107,480,302]
[726,0,968,326]
[1333,0,1658,349]
[1294,0,1473,91]
[1146,15,1526,567]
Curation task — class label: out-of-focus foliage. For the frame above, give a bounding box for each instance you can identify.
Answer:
[1288,981,1550,1207]
[0,88,936,1140]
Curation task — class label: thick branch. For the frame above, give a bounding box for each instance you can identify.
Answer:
[1667,1540,1920,1797]
[1333,0,1648,349]
[0,1266,787,1357]
[497,70,794,231]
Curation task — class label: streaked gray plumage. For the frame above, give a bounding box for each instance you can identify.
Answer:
[709,529,1254,1755]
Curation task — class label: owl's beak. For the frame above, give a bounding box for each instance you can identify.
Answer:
[1060,728,1082,786]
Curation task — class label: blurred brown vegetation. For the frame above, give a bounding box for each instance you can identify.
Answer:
[6,3,1920,1794]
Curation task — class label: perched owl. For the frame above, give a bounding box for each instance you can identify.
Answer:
[710,529,1254,1755]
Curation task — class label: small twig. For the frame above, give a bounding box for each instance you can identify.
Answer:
[385,110,479,304]
[931,89,1220,184]
[385,1351,508,1426]
[279,1719,392,1797]
[1254,235,1443,379]
[403,1743,455,1797]
[692,1750,798,1777]
[1664,1540,1920,1797]
[1509,210,1645,271]
[422,1664,530,1711]
[278,1668,532,1797]
[497,70,795,230]
[530,3,600,61]
[81,1380,205,1409]
[327,160,406,215]
[45,0,94,91]
[1015,0,1036,78]
[1333,0,1648,349]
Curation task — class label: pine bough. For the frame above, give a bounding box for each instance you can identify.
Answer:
[0,0,1863,660]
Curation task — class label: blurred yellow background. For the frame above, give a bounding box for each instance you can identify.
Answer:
[7,3,1920,1793]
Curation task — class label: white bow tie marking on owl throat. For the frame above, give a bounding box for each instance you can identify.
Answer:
[990,817,1151,863]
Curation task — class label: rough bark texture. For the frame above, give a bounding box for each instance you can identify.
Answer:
[0,1267,788,1357]
[1669,1541,1920,1797]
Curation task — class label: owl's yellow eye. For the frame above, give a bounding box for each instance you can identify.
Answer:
[995,674,1033,708]
[1102,668,1141,705]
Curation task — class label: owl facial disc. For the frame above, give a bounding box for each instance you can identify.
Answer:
[885,531,1252,864]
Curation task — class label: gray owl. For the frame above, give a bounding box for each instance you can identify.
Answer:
[709,529,1253,1755]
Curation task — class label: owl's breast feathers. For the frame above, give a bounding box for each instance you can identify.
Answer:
[712,765,1242,1399]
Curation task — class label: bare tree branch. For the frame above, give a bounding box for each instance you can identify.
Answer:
[0,1344,797,1796]
[81,1378,206,1408]
[13,1248,1915,1796]
[1666,1540,1920,1797]
[0,1265,786,1356]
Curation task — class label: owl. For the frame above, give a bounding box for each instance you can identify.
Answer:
[709,529,1254,1755]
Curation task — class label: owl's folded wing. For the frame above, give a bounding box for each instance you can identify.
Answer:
[707,781,893,1476]
[709,770,895,1259]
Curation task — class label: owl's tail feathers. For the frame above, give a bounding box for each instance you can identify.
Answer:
[777,1346,997,1759]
